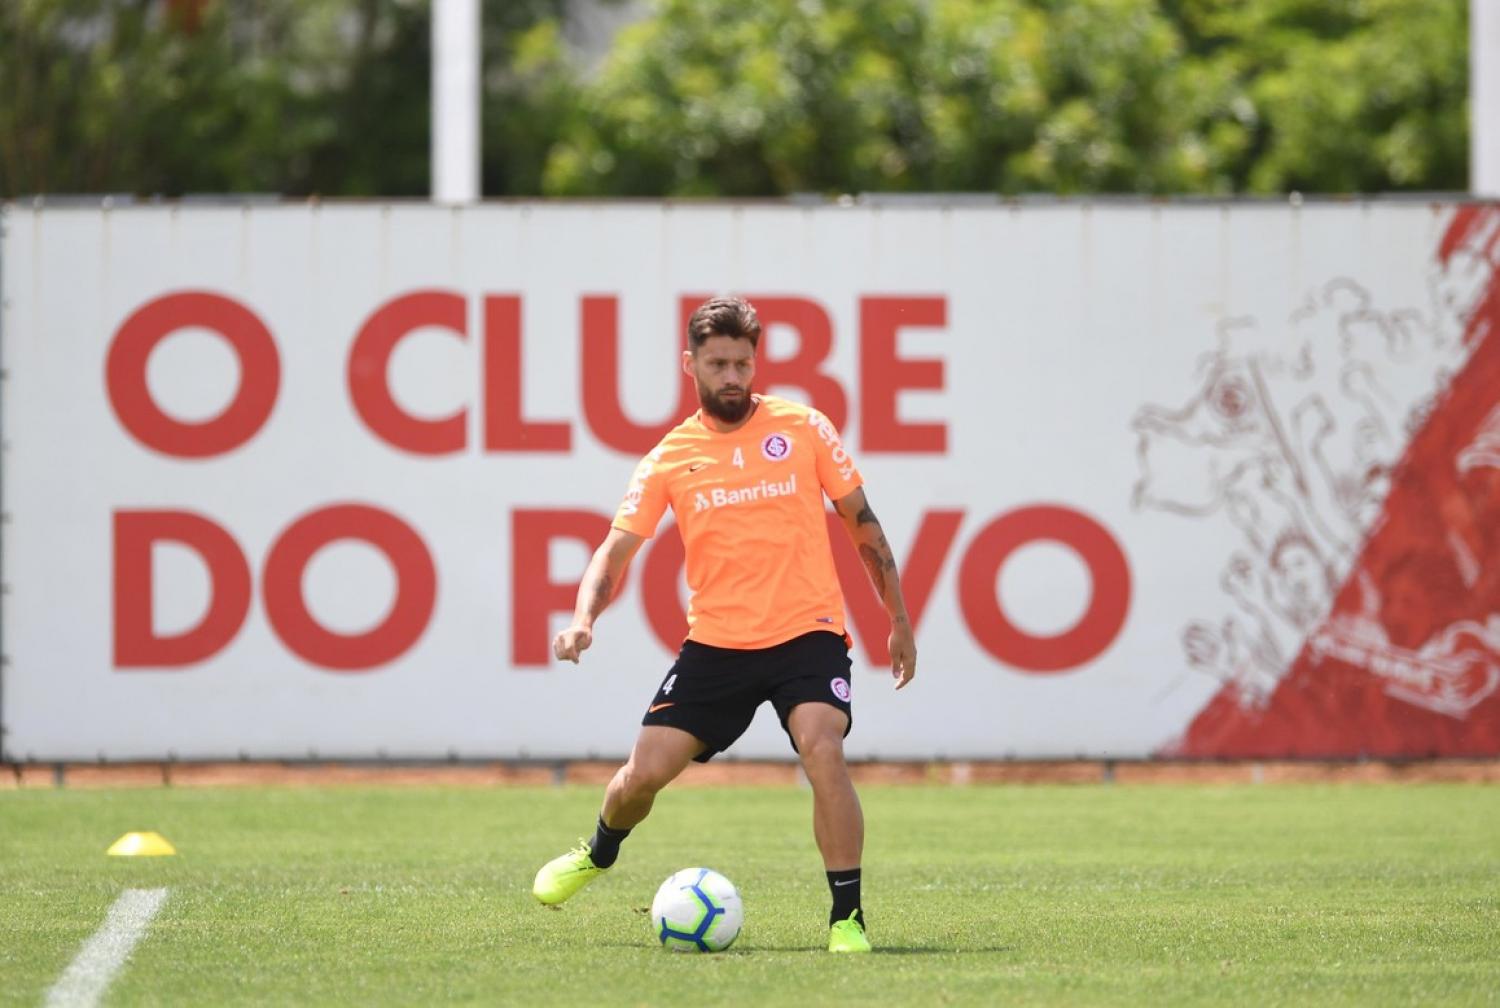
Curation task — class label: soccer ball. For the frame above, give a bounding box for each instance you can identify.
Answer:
[650,867,743,952]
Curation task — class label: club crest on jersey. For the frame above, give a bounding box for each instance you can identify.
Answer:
[761,433,792,461]
[830,677,851,702]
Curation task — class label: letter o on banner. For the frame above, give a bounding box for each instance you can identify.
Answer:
[263,504,437,671]
[640,523,688,649]
[106,292,280,457]
[958,505,1131,673]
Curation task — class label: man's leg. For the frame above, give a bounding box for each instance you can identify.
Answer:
[787,702,871,952]
[787,702,862,868]
[532,726,703,905]
[601,725,705,831]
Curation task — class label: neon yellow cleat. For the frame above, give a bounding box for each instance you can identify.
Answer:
[827,912,871,953]
[532,841,607,905]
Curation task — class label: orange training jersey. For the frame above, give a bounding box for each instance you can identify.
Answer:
[611,394,863,650]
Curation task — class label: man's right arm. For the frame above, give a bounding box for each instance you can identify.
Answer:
[552,527,646,664]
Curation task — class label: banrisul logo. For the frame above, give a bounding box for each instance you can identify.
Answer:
[694,473,797,512]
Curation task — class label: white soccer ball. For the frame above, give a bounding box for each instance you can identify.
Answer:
[650,867,743,952]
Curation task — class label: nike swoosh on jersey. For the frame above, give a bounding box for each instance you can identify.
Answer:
[688,462,710,472]
[648,702,675,713]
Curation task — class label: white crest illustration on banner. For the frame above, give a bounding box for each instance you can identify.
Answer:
[1133,219,1500,721]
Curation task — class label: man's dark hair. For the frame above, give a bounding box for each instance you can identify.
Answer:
[687,296,761,351]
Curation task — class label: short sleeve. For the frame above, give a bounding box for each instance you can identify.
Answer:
[612,447,670,538]
[805,409,864,500]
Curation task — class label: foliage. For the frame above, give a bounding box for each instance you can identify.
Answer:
[0,0,1471,199]
[1,0,431,197]
[550,0,1468,196]
[0,0,575,198]
[920,0,1223,194]
[1183,0,1470,193]
[480,0,582,196]
[544,0,934,196]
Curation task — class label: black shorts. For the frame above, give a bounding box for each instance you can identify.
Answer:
[641,630,854,763]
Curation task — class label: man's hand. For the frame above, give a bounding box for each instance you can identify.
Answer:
[553,529,643,665]
[889,620,916,689]
[553,625,594,664]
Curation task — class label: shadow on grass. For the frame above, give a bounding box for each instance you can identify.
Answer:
[600,943,1014,956]
[747,946,1015,956]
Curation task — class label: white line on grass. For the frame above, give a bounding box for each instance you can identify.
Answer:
[43,888,169,1008]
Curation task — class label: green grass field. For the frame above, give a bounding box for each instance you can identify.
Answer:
[3,782,1498,1006]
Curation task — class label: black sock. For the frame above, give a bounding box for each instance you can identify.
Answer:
[827,868,863,927]
[588,817,630,869]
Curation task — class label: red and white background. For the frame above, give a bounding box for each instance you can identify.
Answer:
[2,201,1497,761]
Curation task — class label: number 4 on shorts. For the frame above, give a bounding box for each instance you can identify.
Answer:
[662,674,677,695]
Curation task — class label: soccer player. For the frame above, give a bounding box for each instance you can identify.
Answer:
[531,296,916,954]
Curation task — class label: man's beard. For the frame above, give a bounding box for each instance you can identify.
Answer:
[698,381,754,424]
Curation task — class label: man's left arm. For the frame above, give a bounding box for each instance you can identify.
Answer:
[832,487,916,689]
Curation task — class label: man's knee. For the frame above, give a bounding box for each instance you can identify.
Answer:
[617,756,674,798]
[789,703,849,764]
[794,726,848,771]
[616,727,702,797]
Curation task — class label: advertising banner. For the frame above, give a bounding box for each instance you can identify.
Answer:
[2,200,1496,760]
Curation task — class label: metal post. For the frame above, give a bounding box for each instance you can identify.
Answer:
[432,0,481,203]
[1476,0,1500,196]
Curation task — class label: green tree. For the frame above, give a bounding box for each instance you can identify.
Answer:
[544,0,1467,197]
[543,0,934,196]
[0,0,580,198]
[1,0,434,197]
[481,1,583,196]
[1173,0,1468,193]
[923,0,1233,194]
[541,0,1247,196]
[1,0,1469,199]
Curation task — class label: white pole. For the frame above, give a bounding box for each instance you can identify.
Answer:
[432,0,480,203]
[1475,0,1500,196]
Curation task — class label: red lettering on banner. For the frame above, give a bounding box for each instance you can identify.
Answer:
[859,297,947,452]
[112,503,1127,672]
[108,290,955,457]
[957,505,1130,672]
[582,297,698,454]
[829,509,963,665]
[679,295,850,432]
[483,295,572,451]
[511,510,611,664]
[106,292,279,458]
[262,504,437,671]
[640,522,687,647]
[114,510,252,666]
[633,514,959,660]
[348,291,468,455]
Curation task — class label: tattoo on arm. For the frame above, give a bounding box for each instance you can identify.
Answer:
[836,495,879,527]
[858,542,896,599]
[587,571,614,617]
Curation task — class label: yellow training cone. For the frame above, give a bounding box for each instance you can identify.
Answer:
[107,831,177,857]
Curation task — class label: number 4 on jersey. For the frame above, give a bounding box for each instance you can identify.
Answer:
[732,447,745,469]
